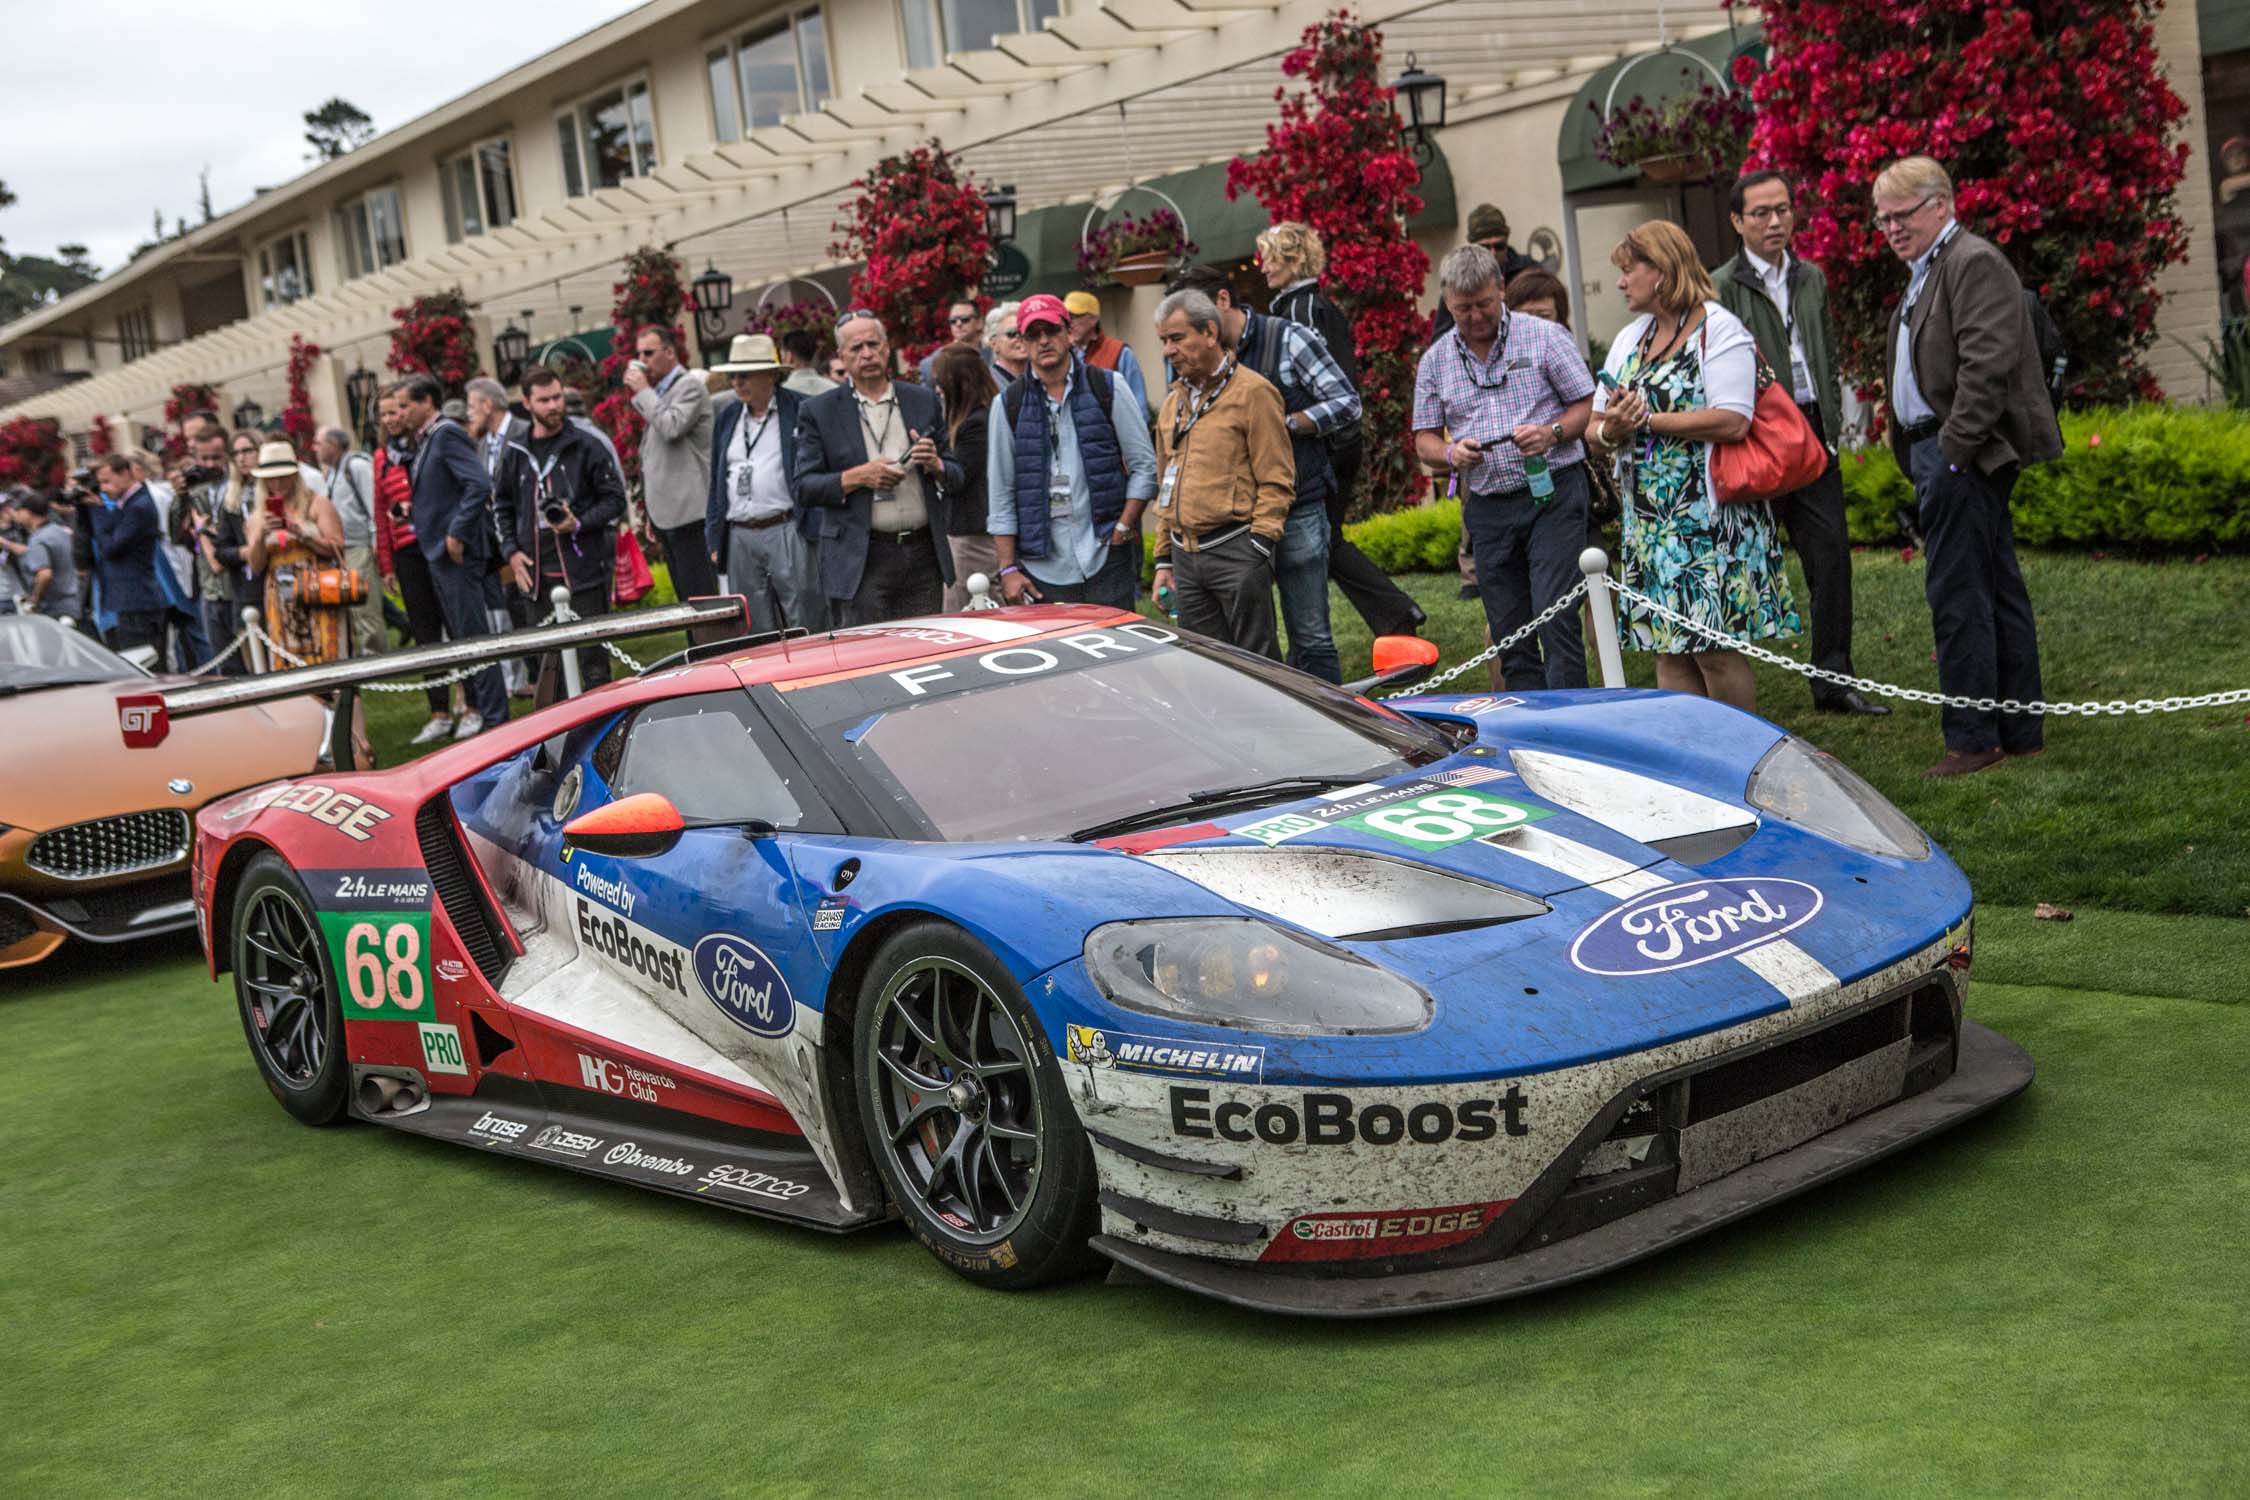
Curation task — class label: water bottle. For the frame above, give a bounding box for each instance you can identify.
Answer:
[1524,453,1555,504]
[1156,583,1178,620]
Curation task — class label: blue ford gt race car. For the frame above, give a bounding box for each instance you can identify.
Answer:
[187,604,2031,1317]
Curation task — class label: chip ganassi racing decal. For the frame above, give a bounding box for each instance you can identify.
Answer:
[1569,878,1824,976]
[1065,1024,1265,1082]
[1262,1201,1514,1263]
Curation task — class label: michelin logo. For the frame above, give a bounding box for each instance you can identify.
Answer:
[1065,1024,1264,1082]
[574,861,636,917]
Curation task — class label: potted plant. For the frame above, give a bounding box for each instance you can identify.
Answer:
[1589,80,1754,185]
[1079,208,1197,288]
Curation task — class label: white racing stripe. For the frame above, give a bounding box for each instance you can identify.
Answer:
[1736,940,1838,1004]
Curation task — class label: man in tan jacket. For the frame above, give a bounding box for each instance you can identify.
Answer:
[1149,289,1295,659]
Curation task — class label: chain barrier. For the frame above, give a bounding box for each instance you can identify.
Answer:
[544,596,648,675]
[1383,580,1591,697]
[184,627,253,677]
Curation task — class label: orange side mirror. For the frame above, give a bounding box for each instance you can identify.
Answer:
[562,792,686,860]
[1370,636,1442,675]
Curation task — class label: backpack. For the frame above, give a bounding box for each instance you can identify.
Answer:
[2022,289,2068,410]
[1002,362,1117,432]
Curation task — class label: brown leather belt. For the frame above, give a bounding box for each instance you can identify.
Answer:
[730,511,795,531]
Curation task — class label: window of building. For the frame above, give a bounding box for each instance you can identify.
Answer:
[899,0,1059,69]
[117,305,157,362]
[335,186,409,281]
[557,76,657,196]
[706,8,833,140]
[256,230,316,308]
[441,138,518,243]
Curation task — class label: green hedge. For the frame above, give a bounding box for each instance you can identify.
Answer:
[1342,406,2250,567]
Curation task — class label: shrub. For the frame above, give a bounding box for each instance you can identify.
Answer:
[1344,498,1467,573]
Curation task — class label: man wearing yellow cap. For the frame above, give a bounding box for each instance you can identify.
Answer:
[1065,291,1150,416]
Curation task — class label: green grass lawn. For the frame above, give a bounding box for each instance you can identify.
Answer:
[3,922,2243,1497]
[3,547,2243,1496]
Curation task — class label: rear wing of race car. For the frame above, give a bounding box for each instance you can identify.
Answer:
[116,596,752,768]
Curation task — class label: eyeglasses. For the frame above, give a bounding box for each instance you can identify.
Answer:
[948,313,979,326]
[1740,205,1793,223]
[1872,196,1940,231]
[834,308,879,330]
[1024,323,1069,342]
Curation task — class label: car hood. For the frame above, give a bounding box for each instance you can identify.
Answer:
[0,678,326,831]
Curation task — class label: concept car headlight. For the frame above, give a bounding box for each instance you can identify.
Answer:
[1747,736,1930,860]
[1082,918,1433,1036]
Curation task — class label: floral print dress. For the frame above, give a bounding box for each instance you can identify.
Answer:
[1612,336,1800,653]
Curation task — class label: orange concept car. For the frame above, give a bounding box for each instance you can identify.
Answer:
[1,614,325,971]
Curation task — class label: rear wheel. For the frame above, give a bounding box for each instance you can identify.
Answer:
[854,921,1099,1289]
[231,852,350,1125]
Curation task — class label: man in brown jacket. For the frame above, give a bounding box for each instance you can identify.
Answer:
[1877,155,2064,779]
[1149,288,1296,658]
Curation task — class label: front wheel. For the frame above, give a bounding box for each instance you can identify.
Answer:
[231,852,351,1125]
[854,921,1099,1289]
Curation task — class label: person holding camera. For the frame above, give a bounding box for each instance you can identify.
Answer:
[496,365,626,691]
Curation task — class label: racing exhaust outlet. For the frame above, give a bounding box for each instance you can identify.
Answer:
[358,1075,422,1114]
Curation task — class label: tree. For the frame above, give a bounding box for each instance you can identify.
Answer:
[1228,9,1432,513]
[304,98,377,162]
[198,166,214,224]
[1741,0,2189,406]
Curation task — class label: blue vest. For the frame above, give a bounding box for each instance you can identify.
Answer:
[1007,358,1126,560]
[1242,310,1334,506]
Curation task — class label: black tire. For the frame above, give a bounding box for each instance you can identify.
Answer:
[230,852,351,1126]
[854,920,1100,1289]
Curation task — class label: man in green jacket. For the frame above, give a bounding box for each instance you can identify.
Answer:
[1713,170,1886,717]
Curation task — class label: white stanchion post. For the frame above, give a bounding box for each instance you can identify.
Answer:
[550,585,582,698]
[963,572,1002,611]
[1579,548,1627,689]
[242,607,268,675]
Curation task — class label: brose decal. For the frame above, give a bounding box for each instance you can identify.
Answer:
[418,1022,468,1076]
[1169,1085,1529,1145]
[1065,1024,1264,1081]
[469,1111,527,1142]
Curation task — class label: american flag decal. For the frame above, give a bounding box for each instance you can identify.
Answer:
[1433,765,1511,787]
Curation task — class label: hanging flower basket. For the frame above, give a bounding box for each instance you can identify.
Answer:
[1636,155,1702,184]
[1587,61,1754,187]
[1110,250,1174,287]
[1078,191,1196,289]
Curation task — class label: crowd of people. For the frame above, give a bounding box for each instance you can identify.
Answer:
[0,153,2064,779]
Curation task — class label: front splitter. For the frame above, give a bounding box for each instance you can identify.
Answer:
[1093,1020,2033,1318]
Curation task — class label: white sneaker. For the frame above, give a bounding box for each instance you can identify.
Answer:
[451,712,484,741]
[409,715,454,746]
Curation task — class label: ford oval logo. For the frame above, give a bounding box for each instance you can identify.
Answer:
[691,933,796,1038]
[1569,878,1823,976]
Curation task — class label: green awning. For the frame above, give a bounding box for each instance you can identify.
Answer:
[1558,28,1759,195]
[531,326,615,366]
[2202,0,2250,57]
[1011,144,1457,295]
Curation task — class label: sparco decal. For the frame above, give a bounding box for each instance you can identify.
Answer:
[578,1052,676,1103]
[575,899,688,994]
[695,1165,812,1202]
[1066,1024,1265,1082]
[1168,1086,1529,1145]
[573,860,636,917]
[604,1142,696,1176]
[691,934,796,1038]
[266,783,391,841]
[529,1124,601,1159]
[1569,878,1824,977]
[469,1111,527,1141]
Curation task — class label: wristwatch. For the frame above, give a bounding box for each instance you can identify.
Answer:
[1550,421,1566,444]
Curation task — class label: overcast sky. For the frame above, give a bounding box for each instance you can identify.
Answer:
[2,0,642,272]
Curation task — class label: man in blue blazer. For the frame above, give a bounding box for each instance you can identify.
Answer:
[704,334,824,635]
[88,454,168,662]
[396,372,509,734]
[791,313,960,625]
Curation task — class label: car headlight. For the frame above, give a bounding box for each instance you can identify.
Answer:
[1083,918,1433,1036]
[1747,736,1930,860]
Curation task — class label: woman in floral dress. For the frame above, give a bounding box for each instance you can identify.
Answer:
[244,440,369,764]
[1589,221,1799,713]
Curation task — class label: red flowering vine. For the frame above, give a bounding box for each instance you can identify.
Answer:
[830,142,992,374]
[283,334,322,451]
[0,416,68,491]
[86,415,114,458]
[1228,9,1431,514]
[1737,0,2189,405]
[591,245,690,493]
[163,382,222,432]
[745,297,837,360]
[387,287,481,396]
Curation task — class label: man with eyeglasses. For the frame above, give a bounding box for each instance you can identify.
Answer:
[793,311,960,624]
[1412,241,1596,691]
[917,297,986,385]
[1875,155,2062,779]
[985,303,1028,385]
[1713,170,1883,719]
[623,324,717,603]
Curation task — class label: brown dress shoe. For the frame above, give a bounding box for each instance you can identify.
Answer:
[1923,748,2007,779]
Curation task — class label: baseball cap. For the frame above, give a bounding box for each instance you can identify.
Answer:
[1017,293,1070,334]
[1062,290,1101,317]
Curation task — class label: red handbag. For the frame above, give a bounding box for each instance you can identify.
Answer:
[612,529,655,605]
[1709,335,1829,505]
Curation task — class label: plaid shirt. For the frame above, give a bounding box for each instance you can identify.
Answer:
[1238,310,1361,437]
[1413,313,1595,495]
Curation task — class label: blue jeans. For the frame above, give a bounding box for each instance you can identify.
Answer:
[1275,498,1340,684]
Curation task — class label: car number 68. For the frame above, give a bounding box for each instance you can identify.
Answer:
[345,920,426,1011]
[1361,792,1534,843]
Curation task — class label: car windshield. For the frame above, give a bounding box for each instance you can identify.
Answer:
[0,615,138,694]
[783,623,1449,842]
